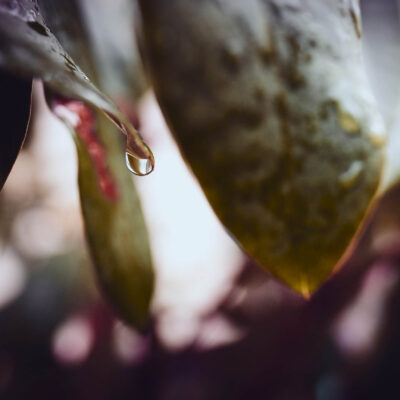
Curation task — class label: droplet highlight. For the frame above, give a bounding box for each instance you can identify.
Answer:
[339,160,364,189]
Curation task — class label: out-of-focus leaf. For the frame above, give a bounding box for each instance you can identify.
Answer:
[39,0,155,327]
[139,0,385,295]
[79,0,148,102]
[0,70,31,190]
[0,0,153,173]
[38,0,95,81]
[53,103,154,328]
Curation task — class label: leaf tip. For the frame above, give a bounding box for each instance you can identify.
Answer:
[298,276,312,299]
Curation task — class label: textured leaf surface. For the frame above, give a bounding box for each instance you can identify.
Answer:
[0,70,31,190]
[139,0,385,295]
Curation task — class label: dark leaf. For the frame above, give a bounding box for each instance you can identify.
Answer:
[0,69,31,190]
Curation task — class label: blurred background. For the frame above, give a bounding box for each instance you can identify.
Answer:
[1,0,400,399]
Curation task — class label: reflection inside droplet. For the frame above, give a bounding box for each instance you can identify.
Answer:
[103,111,155,176]
[125,152,154,176]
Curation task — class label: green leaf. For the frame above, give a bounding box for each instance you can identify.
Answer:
[38,0,155,327]
[56,103,154,328]
[0,69,31,190]
[139,0,386,295]
[80,115,154,328]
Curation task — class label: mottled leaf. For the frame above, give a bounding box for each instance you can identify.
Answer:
[139,0,386,295]
[0,69,31,190]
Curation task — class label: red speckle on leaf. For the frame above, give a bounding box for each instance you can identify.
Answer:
[53,99,120,202]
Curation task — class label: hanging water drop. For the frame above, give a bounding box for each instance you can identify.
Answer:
[104,111,155,176]
[125,151,154,176]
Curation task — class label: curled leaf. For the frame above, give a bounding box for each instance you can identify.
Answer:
[139,0,385,295]
[0,0,153,174]
[0,69,31,190]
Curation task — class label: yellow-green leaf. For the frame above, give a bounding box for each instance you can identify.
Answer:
[139,0,385,295]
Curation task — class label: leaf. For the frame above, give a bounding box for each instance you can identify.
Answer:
[78,0,148,101]
[51,99,154,327]
[37,0,155,327]
[38,0,95,78]
[79,115,154,328]
[139,0,386,295]
[0,69,31,190]
[0,0,153,173]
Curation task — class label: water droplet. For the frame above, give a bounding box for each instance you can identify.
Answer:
[125,152,154,176]
[102,111,154,175]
